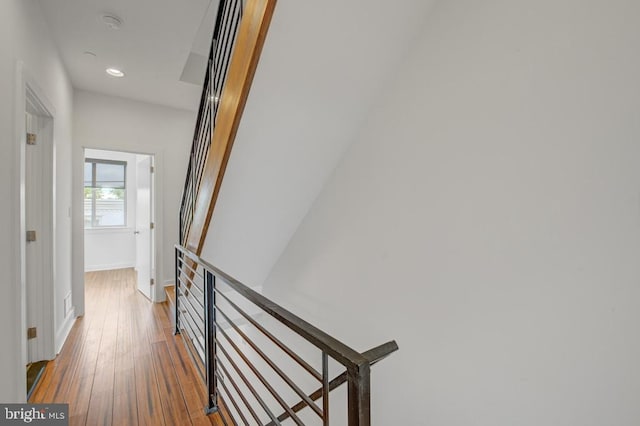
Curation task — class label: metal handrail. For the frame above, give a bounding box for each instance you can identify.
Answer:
[265,342,399,426]
[175,244,399,425]
[177,245,377,369]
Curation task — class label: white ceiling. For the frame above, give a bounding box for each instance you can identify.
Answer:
[38,0,219,111]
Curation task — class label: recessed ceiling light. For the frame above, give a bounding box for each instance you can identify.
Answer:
[102,15,122,30]
[106,68,125,78]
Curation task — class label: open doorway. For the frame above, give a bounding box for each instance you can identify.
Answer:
[83,148,155,300]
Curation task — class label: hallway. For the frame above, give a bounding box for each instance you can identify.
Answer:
[30,269,226,425]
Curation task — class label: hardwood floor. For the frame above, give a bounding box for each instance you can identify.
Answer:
[30,268,227,426]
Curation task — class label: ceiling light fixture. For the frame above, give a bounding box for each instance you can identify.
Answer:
[106,68,125,78]
[102,15,122,30]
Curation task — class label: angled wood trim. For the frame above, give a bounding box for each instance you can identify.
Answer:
[186,0,277,255]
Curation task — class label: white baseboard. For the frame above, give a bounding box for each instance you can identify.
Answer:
[55,307,76,354]
[84,262,135,272]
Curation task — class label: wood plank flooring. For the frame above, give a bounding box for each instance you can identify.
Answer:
[30,268,227,426]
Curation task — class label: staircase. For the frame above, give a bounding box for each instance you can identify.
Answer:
[176,0,398,424]
[179,0,276,255]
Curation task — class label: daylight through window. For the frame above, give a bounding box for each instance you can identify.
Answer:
[84,159,127,227]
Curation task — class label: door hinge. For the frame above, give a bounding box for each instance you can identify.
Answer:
[27,327,37,340]
[150,222,155,230]
[150,278,155,285]
[26,230,37,242]
[26,133,37,145]
[150,165,154,173]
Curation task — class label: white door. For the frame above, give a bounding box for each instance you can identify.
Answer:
[25,111,54,363]
[135,155,153,299]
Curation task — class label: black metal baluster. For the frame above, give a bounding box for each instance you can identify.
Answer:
[204,269,218,414]
[323,351,329,426]
[174,248,180,335]
[347,362,371,426]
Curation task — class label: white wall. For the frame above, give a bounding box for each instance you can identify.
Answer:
[84,149,138,272]
[73,91,194,305]
[200,0,437,286]
[260,1,640,424]
[0,0,74,402]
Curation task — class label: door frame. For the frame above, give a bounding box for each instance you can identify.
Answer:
[15,61,56,373]
[80,148,160,302]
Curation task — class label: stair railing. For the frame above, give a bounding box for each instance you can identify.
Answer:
[179,0,244,246]
[175,244,398,425]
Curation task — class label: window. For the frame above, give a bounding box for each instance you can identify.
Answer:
[84,159,127,227]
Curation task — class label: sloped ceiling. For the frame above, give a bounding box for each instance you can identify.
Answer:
[201,0,437,286]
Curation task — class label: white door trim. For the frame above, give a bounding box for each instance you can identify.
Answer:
[15,61,57,375]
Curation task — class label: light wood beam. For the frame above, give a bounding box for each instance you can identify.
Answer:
[186,0,277,255]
